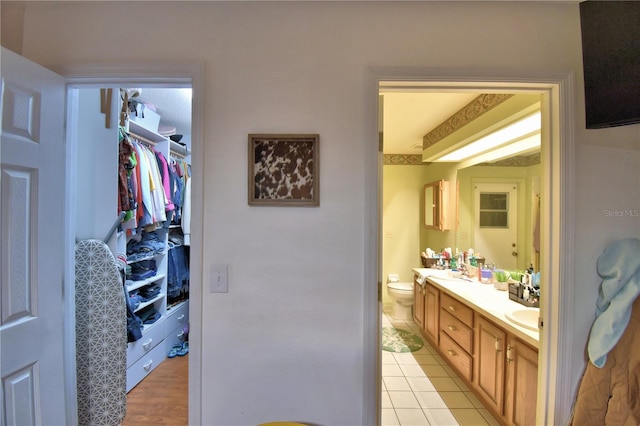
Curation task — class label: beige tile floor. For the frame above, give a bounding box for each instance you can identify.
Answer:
[381,312,501,426]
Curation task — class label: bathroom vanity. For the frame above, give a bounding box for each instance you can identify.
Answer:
[412,268,539,426]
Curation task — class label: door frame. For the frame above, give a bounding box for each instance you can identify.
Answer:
[59,62,205,425]
[364,68,575,425]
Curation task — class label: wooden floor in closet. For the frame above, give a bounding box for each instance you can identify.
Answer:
[122,354,188,425]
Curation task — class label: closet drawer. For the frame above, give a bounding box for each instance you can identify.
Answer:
[127,318,165,368]
[440,331,472,382]
[165,324,188,354]
[126,341,166,392]
[440,309,473,354]
[165,301,189,333]
[441,293,473,328]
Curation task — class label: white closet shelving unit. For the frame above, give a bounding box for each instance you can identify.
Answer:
[123,118,190,392]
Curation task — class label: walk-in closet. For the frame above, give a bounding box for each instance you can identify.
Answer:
[73,86,192,423]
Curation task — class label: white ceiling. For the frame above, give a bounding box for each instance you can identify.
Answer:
[134,88,192,137]
[382,92,479,154]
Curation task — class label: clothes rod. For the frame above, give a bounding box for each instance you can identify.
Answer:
[128,132,158,147]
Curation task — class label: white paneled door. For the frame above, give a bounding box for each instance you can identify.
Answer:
[473,182,519,270]
[1,48,67,425]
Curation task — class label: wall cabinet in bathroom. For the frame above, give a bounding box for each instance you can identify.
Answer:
[423,179,451,231]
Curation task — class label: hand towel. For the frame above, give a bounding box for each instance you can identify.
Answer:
[588,238,640,367]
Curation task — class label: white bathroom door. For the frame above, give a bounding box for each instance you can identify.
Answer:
[473,183,518,270]
[1,47,68,425]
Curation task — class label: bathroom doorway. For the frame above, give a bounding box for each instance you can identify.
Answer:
[370,72,575,425]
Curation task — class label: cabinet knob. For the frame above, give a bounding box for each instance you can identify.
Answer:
[447,325,457,332]
[447,349,457,357]
[448,305,456,312]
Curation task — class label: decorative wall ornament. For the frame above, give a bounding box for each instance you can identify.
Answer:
[248,134,319,206]
[383,154,427,165]
[423,94,514,149]
[480,152,540,167]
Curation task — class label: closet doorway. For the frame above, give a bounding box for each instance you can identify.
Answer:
[65,65,204,425]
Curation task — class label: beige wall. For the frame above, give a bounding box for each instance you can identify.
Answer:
[382,164,424,310]
[4,1,639,424]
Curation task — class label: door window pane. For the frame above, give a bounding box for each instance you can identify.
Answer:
[479,192,508,228]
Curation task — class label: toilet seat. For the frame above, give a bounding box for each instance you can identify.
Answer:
[387,282,413,291]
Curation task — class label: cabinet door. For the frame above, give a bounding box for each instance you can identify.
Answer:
[505,337,538,426]
[475,316,506,416]
[424,284,439,344]
[413,280,425,329]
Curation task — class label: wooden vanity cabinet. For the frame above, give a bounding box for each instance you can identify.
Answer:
[423,283,440,344]
[475,316,507,417]
[413,276,425,329]
[504,337,538,426]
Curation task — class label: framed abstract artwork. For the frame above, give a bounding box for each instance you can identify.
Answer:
[248,134,319,206]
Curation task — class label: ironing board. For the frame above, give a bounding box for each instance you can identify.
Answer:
[75,239,127,425]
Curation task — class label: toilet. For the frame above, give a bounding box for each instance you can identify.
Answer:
[386,274,414,320]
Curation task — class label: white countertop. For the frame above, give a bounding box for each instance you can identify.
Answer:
[413,268,540,348]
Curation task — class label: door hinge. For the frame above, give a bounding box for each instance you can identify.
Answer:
[378,281,382,302]
[538,317,544,329]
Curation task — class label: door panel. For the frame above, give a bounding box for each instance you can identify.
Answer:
[474,182,518,269]
[1,47,67,425]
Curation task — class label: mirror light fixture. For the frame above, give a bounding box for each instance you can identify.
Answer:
[434,111,541,163]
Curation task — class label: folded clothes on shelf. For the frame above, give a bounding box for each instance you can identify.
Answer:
[129,259,157,281]
[127,231,166,262]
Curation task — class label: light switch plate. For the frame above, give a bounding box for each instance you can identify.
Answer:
[210,264,228,293]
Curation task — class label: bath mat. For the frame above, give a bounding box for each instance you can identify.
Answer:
[382,327,424,353]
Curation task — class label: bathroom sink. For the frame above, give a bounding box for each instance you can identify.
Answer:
[505,308,540,331]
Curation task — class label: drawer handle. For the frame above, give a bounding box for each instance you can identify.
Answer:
[143,360,153,371]
[447,325,457,332]
[177,314,185,323]
[506,344,513,363]
[177,331,185,339]
[142,339,153,351]
[447,349,457,357]
[448,305,456,312]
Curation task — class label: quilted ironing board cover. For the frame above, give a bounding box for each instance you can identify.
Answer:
[75,239,127,425]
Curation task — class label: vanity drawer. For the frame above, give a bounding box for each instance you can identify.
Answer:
[440,309,473,354]
[440,331,473,382]
[441,293,473,328]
